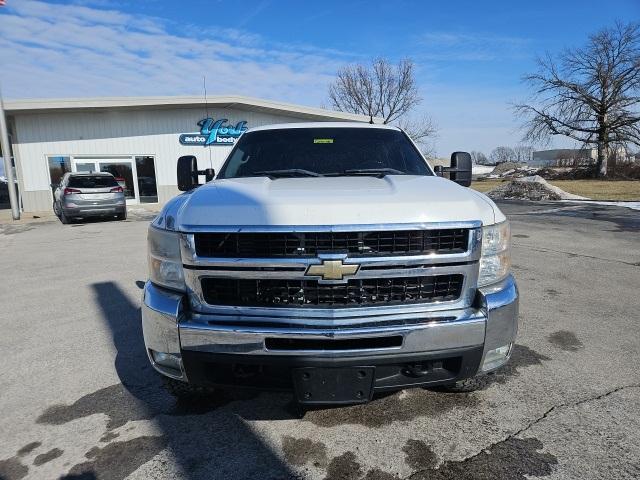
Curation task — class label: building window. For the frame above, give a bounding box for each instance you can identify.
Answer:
[0,156,18,210]
[47,156,71,192]
[135,156,158,203]
[99,161,136,199]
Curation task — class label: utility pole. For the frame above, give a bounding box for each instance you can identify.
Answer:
[0,94,20,220]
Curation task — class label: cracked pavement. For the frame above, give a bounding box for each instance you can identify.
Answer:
[0,201,639,479]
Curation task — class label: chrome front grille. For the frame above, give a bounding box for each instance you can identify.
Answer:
[201,274,464,308]
[194,229,469,257]
[181,222,482,320]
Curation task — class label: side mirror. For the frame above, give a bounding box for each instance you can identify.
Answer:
[449,151,472,187]
[433,166,444,177]
[177,155,199,191]
[203,168,215,182]
[177,156,216,191]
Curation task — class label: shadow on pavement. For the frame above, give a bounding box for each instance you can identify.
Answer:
[70,281,298,479]
[31,283,559,479]
[497,199,640,233]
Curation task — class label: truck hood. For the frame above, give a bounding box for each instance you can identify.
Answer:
[165,176,503,231]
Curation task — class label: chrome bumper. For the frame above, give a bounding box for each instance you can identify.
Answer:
[63,205,125,216]
[141,275,518,381]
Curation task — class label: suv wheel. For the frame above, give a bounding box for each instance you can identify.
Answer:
[60,210,71,224]
[117,210,127,221]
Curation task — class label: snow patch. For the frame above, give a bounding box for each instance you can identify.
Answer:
[472,165,494,175]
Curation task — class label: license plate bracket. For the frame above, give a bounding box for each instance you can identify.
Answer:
[292,366,375,405]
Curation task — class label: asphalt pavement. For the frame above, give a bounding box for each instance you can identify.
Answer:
[0,201,639,480]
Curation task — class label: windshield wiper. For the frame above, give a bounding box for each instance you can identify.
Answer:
[341,168,405,178]
[254,169,322,179]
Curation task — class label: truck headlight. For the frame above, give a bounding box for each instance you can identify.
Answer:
[148,226,185,291]
[478,221,511,287]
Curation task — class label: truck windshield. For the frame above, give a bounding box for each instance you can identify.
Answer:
[217,128,432,178]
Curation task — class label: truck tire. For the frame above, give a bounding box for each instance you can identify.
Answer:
[162,376,215,399]
[433,374,492,393]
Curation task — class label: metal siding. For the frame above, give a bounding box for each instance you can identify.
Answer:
[12,106,325,210]
[20,190,51,212]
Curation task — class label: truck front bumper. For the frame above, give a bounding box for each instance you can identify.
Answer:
[141,275,518,393]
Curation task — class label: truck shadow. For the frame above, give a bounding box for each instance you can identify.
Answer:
[74,281,298,479]
[34,281,543,479]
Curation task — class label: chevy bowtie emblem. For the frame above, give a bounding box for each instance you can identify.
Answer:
[305,259,359,281]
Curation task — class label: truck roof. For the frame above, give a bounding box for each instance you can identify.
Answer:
[247,122,401,133]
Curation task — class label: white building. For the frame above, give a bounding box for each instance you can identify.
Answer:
[3,96,369,213]
[530,148,597,167]
[531,147,639,169]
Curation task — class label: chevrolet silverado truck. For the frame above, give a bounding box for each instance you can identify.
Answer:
[142,122,518,405]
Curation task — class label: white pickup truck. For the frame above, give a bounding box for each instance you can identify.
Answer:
[142,122,518,405]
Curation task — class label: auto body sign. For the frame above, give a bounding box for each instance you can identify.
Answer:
[179,118,248,146]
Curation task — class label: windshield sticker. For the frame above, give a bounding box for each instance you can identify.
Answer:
[313,138,334,144]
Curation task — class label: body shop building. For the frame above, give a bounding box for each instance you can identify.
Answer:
[3,96,368,213]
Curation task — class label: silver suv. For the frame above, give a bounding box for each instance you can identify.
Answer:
[53,172,127,223]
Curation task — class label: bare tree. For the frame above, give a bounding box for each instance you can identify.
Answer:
[397,114,438,155]
[470,151,489,165]
[328,58,437,146]
[329,58,420,123]
[513,145,535,163]
[490,146,516,164]
[515,22,640,176]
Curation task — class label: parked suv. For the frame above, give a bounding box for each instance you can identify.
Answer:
[142,123,518,405]
[53,172,127,223]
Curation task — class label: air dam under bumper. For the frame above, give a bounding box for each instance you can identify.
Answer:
[141,275,518,392]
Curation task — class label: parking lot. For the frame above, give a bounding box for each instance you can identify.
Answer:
[1,201,639,480]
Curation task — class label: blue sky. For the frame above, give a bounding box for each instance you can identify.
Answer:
[0,0,638,156]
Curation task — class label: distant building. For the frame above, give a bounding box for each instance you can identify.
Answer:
[428,158,450,168]
[3,96,370,213]
[532,147,640,168]
[530,149,596,167]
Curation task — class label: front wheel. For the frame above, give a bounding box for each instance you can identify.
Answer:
[162,376,216,400]
[116,210,127,221]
